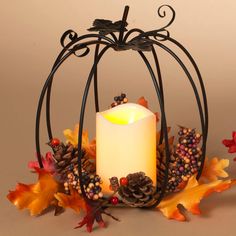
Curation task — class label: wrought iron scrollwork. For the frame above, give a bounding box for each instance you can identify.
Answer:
[125,5,175,44]
[57,5,175,57]
[60,29,78,48]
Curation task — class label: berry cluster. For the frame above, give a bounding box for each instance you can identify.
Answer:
[64,167,103,200]
[111,93,128,108]
[166,127,202,192]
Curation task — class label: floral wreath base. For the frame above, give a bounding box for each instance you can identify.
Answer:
[7,96,236,233]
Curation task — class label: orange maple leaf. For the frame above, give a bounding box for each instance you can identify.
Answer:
[7,169,59,216]
[55,188,86,213]
[200,157,229,182]
[63,124,96,159]
[137,96,149,108]
[157,176,236,221]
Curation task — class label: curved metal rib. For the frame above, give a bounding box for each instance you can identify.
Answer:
[36,40,111,167]
[138,51,171,208]
[36,51,75,168]
[45,34,115,141]
[151,40,207,178]
[94,40,101,112]
[155,35,208,178]
[151,46,165,145]
[77,44,114,202]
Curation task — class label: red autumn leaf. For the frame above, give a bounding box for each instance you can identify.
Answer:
[222,131,236,153]
[28,152,55,174]
[75,202,106,233]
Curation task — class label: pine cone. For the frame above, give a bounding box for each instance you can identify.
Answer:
[118,172,156,207]
[50,142,95,178]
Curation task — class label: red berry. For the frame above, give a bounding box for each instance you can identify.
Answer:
[110,196,119,205]
[120,177,128,186]
[51,138,60,147]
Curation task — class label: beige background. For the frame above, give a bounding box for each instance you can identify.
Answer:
[1,0,236,235]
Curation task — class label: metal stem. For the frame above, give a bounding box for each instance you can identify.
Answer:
[118,6,129,44]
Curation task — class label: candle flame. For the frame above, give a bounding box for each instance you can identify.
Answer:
[101,103,154,125]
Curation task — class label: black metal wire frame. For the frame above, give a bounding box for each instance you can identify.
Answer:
[35,5,208,207]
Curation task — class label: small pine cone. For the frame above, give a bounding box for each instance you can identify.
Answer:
[50,142,95,178]
[109,177,119,192]
[118,172,156,207]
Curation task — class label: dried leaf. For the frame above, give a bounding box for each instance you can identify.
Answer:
[200,157,229,182]
[75,202,106,232]
[7,169,59,216]
[63,124,96,159]
[54,188,86,213]
[28,152,55,174]
[137,96,149,108]
[84,139,96,160]
[157,176,236,221]
[222,131,236,153]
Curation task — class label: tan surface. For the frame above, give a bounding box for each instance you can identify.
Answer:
[1,0,236,235]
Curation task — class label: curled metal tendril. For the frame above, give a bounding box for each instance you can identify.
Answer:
[72,44,90,57]
[123,5,175,45]
[157,4,176,30]
[153,30,170,41]
[61,31,91,58]
[154,5,175,41]
[60,30,78,48]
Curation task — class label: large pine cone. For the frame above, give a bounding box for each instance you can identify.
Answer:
[50,142,95,178]
[118,172,156,207]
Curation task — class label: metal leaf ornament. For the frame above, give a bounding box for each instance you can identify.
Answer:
[88,19,128,35]
[127,38,154,51]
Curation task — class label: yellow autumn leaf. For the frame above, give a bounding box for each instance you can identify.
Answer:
[7,169,59,216]
[157,176,236,221]
[55,188,86,213]
[200,157,229,182]
[63,124,96,159]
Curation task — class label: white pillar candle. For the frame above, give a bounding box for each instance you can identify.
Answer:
[96,103,156,194]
